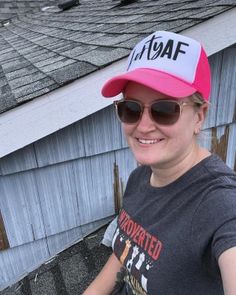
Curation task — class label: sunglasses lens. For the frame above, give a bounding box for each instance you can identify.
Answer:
[151,101,180,125]
[116,101,142,123]
[116,100,181,125]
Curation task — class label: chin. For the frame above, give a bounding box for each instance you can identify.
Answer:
[135,156,159,167]
[135,154,171,168]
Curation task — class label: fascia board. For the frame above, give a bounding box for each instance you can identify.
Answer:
[182,7,236,56]
[0,8,235,158]
[0,63,124,158]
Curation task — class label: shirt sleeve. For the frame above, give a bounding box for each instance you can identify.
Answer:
[211,189,236,260]
[191,186,236,273]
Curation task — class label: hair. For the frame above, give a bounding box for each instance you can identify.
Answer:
[188,93,209,117]
[188,92,209,138]
[189,92,206,105]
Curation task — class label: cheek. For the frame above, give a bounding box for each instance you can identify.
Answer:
[162,116,196,144]
[174,119,196,145]
[122,123,135,137]
[179,111,198,134]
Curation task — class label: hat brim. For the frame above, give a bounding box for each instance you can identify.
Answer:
[102,68,197,98]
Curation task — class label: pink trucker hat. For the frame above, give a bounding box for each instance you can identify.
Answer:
[102,31,211,101]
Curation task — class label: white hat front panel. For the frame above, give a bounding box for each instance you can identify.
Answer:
[127,31,201,84]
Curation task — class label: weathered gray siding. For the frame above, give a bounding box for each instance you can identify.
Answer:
[227,124,236,169]
[0,97,137,290]
[0,109,134,246]
[0,45,235,290]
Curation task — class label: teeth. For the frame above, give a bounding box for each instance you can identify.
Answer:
[138,139,161,144]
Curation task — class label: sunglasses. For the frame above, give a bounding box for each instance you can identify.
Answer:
[114,99,196,126]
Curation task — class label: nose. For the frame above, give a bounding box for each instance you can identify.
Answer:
[136,107,156,132]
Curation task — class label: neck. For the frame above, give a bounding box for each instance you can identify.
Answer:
[150,144,211,188]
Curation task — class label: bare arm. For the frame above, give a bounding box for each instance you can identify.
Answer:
[83,253,122,295]
[218,246,236,295]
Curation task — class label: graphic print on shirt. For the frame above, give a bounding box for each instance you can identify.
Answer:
[113,209,163,295]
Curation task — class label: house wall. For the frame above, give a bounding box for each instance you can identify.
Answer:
[0,45,235,290]
[0,105,137,290]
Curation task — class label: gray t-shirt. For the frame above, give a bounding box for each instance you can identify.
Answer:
[112,154,236,295]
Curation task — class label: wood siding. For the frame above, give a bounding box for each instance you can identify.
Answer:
[0,45,235,290]
[0,210,9,250]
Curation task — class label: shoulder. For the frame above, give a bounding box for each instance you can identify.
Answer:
[191,158,236,262]
[127,164,151,183]
[123,165,151,196]
[194,154,236,218]
[191,155,236,232]
[201,154,236,185]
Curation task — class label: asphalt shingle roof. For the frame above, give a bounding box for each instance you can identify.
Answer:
[0,225,112,295]
[0,0,235,114]
[0,1,58,23]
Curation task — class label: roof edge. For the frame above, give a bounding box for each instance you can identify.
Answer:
[181,7,236,56]
[0,61,124,158]
[0,8,236,158]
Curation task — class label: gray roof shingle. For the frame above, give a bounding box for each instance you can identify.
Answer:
[0,0,58,22]
[0,0,235,114]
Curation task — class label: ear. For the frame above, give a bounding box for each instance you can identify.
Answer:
[194,104,208,134]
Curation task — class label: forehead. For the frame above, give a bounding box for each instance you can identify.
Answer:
[124,81,179,103]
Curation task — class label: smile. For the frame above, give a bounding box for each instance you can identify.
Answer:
[137,138,163,144]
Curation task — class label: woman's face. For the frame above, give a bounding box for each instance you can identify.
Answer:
[122,82,206,170]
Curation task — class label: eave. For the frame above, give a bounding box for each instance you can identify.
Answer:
[0,7,235,158]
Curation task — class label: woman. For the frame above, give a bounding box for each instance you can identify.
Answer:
[83,31,236,294]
